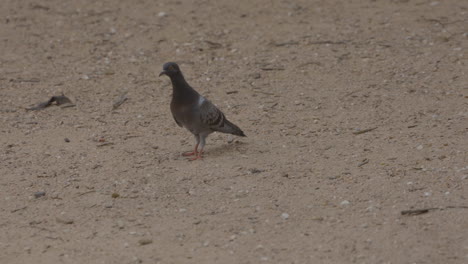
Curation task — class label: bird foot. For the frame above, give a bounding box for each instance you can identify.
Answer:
[188,155,203,161]
[182,151,197,156]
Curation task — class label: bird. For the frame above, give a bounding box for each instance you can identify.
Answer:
[159,62,246,160]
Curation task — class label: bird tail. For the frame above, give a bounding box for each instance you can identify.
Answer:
[219,119,246,137]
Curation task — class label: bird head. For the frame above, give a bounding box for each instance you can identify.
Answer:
[159,62,181,77]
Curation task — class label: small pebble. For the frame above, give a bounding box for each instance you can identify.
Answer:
[64,138,70,143]
[249,168,263,174]
[416,145,423,150]
[340,200,350,206]
[158,12,167,17]
[34,191,46,198]
[281,213,289,220]
[56,217,74,224]
[138,238,153,246]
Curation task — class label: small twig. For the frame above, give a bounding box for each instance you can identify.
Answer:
[308,40,349,45]
[10,78,40,83]
[272,41,300,47]
[446,205,468,209]
[26,95,74,111]
[123,135,141,140]
[76,190,96,197]
[226,90,238,94]
[298,61,322,68]
[11,206,27,213]
[97,142,114,147]
[31,4,50,10]
[45,236,64,241]
[37,174,56,178]
[260,67,285,71]
[204,40,222,49]
[343,89,362,98]
[401,206,468,216]
[353,127,378,135]
[422,17,468,28]
[252,90,276,96]
[401,208,437,216]
[358,158,369,167]
[377,42,392,48]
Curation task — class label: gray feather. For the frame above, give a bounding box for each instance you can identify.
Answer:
[172,114,183,127]
[199,99,246,137]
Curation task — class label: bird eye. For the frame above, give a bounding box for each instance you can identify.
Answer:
[168,65,175,71]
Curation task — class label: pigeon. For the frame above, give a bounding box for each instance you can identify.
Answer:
[159,62,246,160]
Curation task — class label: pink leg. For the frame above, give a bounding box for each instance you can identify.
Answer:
[182,143,199,156]
[189,148,204,161]
[188,135,206,161]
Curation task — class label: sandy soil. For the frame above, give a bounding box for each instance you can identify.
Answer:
[1,0,467,263]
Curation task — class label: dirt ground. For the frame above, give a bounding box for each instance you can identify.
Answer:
[1,0,467,263]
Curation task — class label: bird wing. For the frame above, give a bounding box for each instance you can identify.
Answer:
[199,99,226,130]
[198,97,246,136]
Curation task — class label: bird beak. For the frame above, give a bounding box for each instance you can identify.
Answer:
[159,71,167,77]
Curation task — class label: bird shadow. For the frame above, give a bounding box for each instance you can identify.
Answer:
[205,141,248,158]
